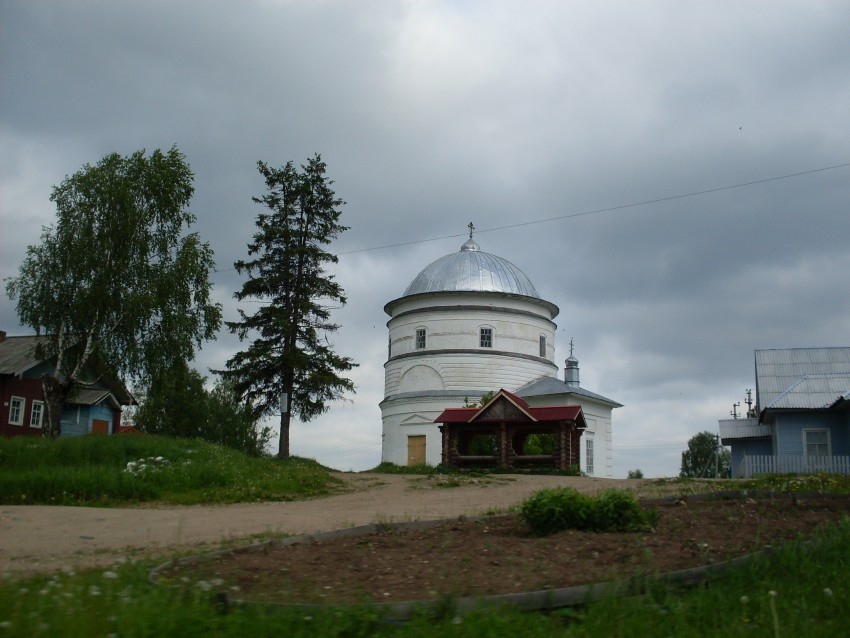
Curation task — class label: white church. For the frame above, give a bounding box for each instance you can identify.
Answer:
[379,226,621,477]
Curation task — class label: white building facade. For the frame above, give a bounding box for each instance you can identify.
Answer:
[380,232,620,476]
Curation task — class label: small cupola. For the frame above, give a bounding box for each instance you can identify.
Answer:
[564,340,580,388]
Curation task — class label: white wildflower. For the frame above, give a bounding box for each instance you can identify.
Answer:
[102,571,118,580]
[824,588,833,597]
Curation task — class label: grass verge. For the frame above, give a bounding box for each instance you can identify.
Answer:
[0,435,339,506]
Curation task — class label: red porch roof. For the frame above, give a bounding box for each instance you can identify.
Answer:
[434,388,586,427]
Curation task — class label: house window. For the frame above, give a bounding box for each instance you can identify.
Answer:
[8,396,25,425]
[30,401,45,428]
[416,328,426,349]
[803,429,830,458]
[480,327,493,348]
[586,437,594,475]
[539,335,546,358]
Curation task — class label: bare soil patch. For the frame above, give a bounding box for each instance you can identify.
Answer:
[162,494,850,605]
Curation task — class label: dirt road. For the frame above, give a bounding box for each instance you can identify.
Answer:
[1,473,651,575]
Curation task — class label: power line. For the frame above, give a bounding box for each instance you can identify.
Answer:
[337,162,849,255]
[212,161,849,271]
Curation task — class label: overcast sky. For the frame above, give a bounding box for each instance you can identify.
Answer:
[2,1,849,477]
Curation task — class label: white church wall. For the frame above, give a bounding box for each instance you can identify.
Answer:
[384,353,554,397]
[380,395,463,466]
[387,304,556,360]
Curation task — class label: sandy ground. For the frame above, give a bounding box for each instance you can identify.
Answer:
[1,473,652,575]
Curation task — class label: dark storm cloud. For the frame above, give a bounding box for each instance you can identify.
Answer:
[2,0,849,475]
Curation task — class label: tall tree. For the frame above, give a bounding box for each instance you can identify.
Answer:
[221,155,357,458]
[136,363,271,456]
[5,147,222,437]
[680,430,731,478]
[135,361,211,440]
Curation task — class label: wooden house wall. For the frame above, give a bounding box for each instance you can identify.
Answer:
[730,438,772,478]
[0,375,44,437]
[60,404,115,437]
[773,411,849,456]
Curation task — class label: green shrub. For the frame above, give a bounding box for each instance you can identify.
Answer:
[520,487,651,536]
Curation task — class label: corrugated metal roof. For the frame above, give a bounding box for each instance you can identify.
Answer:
[765,373,850,410]
[0,336,44,375]
[516,375,623,407]
[718,418,769,441]
[70,388,122,409]
[755,347,850,409]
[0,334,135,406]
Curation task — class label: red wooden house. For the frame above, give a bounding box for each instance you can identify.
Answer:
[0,331,135,437]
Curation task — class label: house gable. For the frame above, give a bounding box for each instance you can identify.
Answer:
[0,331,134,437]
[723,346,850,477]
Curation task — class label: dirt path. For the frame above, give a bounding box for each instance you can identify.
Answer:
[1,473,652,575]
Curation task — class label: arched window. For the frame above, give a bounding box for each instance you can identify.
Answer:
[539,335,547,358]
[479,327,493,348]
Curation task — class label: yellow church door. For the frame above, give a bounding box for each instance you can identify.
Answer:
[407,435,426,466]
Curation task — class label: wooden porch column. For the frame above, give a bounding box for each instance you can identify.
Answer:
[439,425,449,466]
[499,422,508,468]
[559,422,568,470]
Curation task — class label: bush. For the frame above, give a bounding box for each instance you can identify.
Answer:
[627,468,644,479]
[520,487,651,536]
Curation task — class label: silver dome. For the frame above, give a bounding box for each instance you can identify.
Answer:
[403,238,541,298]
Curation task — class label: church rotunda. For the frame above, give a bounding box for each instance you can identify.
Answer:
[382,224,624,474]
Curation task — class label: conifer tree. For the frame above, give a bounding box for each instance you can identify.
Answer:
[221,155,356,458]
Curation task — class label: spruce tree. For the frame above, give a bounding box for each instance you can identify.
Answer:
[222,155,356,458]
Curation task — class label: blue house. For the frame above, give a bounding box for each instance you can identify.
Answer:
[0,332,135,438]
[720,347,850,478]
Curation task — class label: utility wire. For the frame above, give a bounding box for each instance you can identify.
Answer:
[338,162,850,255]
[213,161,849,271]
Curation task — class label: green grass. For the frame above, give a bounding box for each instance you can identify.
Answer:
[4,440,850,635]
[734,473,850,494]
[368,461,454,475]
[0,435,339,506]
[1,516,848,636]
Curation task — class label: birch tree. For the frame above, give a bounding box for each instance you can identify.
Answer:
[5,147,222,437]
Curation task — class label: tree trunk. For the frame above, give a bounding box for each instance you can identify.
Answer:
[41,374,70,439]
[278,409,291,459]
